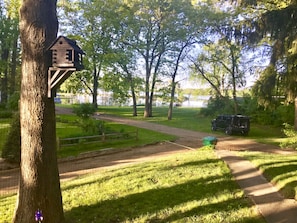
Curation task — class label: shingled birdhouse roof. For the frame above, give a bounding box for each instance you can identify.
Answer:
[48,36,85,54]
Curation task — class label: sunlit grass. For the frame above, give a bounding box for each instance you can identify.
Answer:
[0,148,264,223]
[57,125,175,158]
[61,147,264,222]
[237,151,297,199]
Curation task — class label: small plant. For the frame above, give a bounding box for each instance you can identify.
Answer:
[280,123,297,149]
[78,119,106,135]
[73,103,96,119]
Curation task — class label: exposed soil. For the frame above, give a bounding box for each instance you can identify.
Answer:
[1,107,295,195]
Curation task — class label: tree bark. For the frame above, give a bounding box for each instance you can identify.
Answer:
[168,79,176,120]
[13,0,64,222]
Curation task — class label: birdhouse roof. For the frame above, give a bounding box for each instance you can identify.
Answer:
[48,36,85,54]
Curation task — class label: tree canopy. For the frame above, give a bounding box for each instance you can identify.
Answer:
[0,0,296,123]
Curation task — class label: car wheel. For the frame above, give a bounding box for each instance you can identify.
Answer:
[242,131,248,136]
[225,127,232,135]
[211,125,216,131]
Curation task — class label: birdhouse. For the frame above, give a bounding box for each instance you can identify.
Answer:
[49,36,85,70]
[47,36,85,98]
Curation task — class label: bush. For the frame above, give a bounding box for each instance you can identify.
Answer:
[0,110,13,118]
[73,103,96,119]
[274,103,294,126]
[7,92,20,111]
[200,96,234,117]
[1,112,21,163]
[280,123,297,149]
[79,119,106,135]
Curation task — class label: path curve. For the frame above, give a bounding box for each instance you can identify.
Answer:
[1,108,297,222]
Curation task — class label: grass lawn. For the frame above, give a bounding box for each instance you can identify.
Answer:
[0,114,175,158]
[0,147,265,223]
[55,114,176,158]
[57,123,175,158]
[97,106,284,144]
[0,106,295,222]
[237,151,297,200]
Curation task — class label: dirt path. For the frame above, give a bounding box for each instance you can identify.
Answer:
[1,108,295,195]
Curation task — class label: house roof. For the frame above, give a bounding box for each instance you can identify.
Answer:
[48,36,85,54]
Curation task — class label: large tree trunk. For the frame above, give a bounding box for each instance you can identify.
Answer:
[13,0,64,222]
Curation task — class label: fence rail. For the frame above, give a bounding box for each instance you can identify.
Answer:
[58,129,138,148]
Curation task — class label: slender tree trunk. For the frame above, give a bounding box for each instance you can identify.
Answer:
[1,49,9,104]
[231,48,238,114]
[13,0,64,222]
[93,74,98,108]
[168,79,176,120]
[144,60,150,118]
[10,38,18,95]
[130,82,137,116]
[127,70,137,116]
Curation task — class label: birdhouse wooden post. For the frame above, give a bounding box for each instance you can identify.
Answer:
[48,36,85,98]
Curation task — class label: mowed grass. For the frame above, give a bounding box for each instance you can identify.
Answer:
[56,119,176,158]
[0,147,265,223]
[98,106,284,143]
[0,106,293,222]
[98,106,213,133]
[238,151,297,199]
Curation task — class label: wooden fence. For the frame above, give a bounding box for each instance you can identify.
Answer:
[57,129,138,148]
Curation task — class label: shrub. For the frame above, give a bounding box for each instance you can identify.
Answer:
[280,123,297,149]
[73,103,96,119]
[0,110,13,118]
[1,112,21,163]
[78,119,106,135]
[200,96,234,117]
[7,92,20,111]
[274,103,294,126]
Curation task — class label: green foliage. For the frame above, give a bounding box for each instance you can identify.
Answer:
[7,92,19,111]
[73,103,107,135]
[251,103,294,126]
[101,72,130,105]
[200,97,234,117]
[280,123,297,149]
[72,103,96,119]
[0,110,13,118]
[1,112,20,163]
[78,119,106,135]
[200,95,294,127]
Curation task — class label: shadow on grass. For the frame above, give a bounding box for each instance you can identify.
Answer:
[64,174,262,222]
[258,161,297,199]
[240,152,297,199]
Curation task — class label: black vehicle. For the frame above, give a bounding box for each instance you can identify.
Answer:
[211,114,250,135]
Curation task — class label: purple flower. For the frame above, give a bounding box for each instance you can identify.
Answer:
[35,209,43,222]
